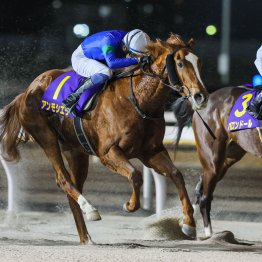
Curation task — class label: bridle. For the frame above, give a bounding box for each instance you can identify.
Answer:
[113,47,216,138]
[113,47,192,120]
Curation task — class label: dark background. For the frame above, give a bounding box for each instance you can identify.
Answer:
[0,0,261,107]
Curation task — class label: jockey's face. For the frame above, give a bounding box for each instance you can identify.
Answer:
[122,43,128,55]
[121,43,139,58]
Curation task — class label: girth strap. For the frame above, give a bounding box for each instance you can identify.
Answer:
[73,117,97,155]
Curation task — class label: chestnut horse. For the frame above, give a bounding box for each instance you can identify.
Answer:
[173,86,262,238]
[0,34,208,243]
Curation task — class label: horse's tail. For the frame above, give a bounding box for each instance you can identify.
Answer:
[0,93,30,162]
[172,97,194,159]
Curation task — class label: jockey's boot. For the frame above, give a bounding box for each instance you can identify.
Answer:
[62,78,94,116]
[247,91,262,120]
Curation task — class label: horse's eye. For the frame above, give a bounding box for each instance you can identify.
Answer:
[177,62,183,68]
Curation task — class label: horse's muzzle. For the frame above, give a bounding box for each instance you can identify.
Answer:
[191,92,208,109]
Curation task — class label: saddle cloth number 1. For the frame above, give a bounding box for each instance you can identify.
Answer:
[53,75,71,100]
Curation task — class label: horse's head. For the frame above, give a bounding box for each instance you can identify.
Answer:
[146,33,209,110]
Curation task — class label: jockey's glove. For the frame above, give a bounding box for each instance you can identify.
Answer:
[138,56,152,66]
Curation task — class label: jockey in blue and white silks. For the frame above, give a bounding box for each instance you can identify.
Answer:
[248,44,262,120]
[62,29,151,116]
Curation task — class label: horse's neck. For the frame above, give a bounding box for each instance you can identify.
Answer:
[134,62,169,114]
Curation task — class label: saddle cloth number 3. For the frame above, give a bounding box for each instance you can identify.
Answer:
[234,93,253,118]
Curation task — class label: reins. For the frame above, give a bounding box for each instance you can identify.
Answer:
[127,61,169,120]
[112,50,187,120]
[112,47,213,140]
[195,110,216,140]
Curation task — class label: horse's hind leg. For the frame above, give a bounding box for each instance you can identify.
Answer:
[62,149,92,244]
[21,115,99,243]
[100,145,143,212]
[219,140,246,180]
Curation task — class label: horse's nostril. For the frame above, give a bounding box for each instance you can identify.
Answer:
[194,93,205,104]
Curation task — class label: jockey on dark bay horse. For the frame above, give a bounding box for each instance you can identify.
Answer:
[62,29,151,116]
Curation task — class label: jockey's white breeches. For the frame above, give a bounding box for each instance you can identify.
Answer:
[71,45,113,78]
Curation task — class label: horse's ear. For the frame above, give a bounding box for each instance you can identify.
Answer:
[187,38,195,50]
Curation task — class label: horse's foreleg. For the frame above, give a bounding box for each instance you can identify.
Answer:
[100,146,143,212]
[142,149,196,238]
[195,133,228,238]
[62,149,94,244]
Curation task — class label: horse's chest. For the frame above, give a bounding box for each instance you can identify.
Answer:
[119,122,164,151]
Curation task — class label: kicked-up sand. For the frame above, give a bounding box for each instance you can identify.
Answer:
[0,210,262,262]
[0,144,261,261]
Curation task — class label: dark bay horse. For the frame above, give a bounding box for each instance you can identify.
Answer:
[0,34,208,243]
[174,86,262,238]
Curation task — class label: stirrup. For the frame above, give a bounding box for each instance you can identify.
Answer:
[62,98,78,117]
[62,94,79,108]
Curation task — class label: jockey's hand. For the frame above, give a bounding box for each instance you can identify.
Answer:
[138,56,151,66]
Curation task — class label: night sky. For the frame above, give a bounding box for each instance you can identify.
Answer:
[0,0,261,40]
[0,0,261,105]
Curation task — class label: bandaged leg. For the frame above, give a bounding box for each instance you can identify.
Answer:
[77,195,101,221]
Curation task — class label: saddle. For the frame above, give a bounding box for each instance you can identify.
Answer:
[40,71,104,118]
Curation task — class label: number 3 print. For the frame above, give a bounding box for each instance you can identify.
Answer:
[234,93,253,118]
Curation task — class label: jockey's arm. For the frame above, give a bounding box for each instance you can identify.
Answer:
[102,45,138,69]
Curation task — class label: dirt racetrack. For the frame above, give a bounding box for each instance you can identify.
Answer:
[0,143,261,261]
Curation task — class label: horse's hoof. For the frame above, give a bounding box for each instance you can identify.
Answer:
[88,239,96,245]
[80,238,96,245]
[181,224,196,239]
[123,202,130,212]
[85,210,101,221]
[123,202,139,213]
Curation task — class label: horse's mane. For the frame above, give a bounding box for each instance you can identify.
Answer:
[166,33,186,46]
[146,33,191,59]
